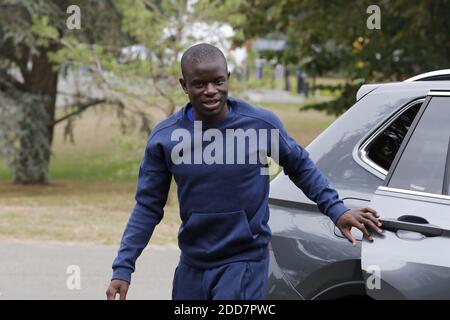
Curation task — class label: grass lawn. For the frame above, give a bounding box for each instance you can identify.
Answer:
[0,96,336,245]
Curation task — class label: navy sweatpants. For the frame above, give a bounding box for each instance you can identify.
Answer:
[172,256,269,300]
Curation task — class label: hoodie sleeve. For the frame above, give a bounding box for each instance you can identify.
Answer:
[111,134,172,284]
[269,111,349,224]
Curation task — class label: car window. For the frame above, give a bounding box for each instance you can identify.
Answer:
[444,138,450,195]
[365,102,422,172]
[446,166,450,195]
[388,97,450,195]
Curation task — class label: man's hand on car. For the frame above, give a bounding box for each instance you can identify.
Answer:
[335,207,383,246]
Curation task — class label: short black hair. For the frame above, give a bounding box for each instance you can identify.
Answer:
[181,43,227,78]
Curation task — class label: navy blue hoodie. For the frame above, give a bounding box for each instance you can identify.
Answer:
[112,97,349,283]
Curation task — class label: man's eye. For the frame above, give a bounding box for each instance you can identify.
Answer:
[193,83,204,88]
[215,80,224,85]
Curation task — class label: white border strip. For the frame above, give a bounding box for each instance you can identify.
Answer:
[379,186,450,201]
[428,91,450,96]
[404,69,450,82]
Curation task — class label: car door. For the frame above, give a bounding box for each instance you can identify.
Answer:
[361,91,450,299]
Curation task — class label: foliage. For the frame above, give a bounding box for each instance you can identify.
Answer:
[0,0,239,183]
[1,0,186,183]
[301,83,360,116]
[204,0,450,114]
[0,0,130,183]
[111,135,147,180]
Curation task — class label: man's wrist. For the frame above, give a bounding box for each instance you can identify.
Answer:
[327,203,350,225]
[112,268,132,284]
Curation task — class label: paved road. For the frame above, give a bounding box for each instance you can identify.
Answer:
[0,241,179,300]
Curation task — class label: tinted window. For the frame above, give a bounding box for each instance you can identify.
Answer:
[389,97,450,194]
[366,103,421,171]
[447,171,450,196]
[445,142,450,195]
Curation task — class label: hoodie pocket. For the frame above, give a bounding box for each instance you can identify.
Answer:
[179,210,255,261]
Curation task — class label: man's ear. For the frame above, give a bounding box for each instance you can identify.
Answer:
[179,78,188,94]
[227,72,231,80]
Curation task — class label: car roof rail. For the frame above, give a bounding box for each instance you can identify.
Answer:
[404,69,450,82]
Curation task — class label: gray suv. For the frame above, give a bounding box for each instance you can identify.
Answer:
[267,70,450,300]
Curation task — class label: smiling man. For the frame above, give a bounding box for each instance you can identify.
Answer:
[180,46,230,123]
[106,43,383,300]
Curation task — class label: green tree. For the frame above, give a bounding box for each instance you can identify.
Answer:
[207,0,450,114]
[0,0,211,184]
[0,0,128,184]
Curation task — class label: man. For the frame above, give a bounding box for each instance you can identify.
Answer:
[106,43,382,300]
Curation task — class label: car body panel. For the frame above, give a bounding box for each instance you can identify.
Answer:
[362,92,450,299]
[270,81,450,203]
[268,199,365,299]
[267,80,450,299]
[362,187,450,299]
[267,249,305,300]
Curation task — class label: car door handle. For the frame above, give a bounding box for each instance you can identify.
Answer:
[397,215,429,224]
[380,217,450,238]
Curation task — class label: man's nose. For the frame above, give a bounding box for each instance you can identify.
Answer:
[204,83,218,95]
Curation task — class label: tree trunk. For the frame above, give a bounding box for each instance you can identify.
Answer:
[14,47,58,184]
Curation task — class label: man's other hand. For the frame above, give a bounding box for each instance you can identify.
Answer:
[335,207,383,246]
[106,279,130,300]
